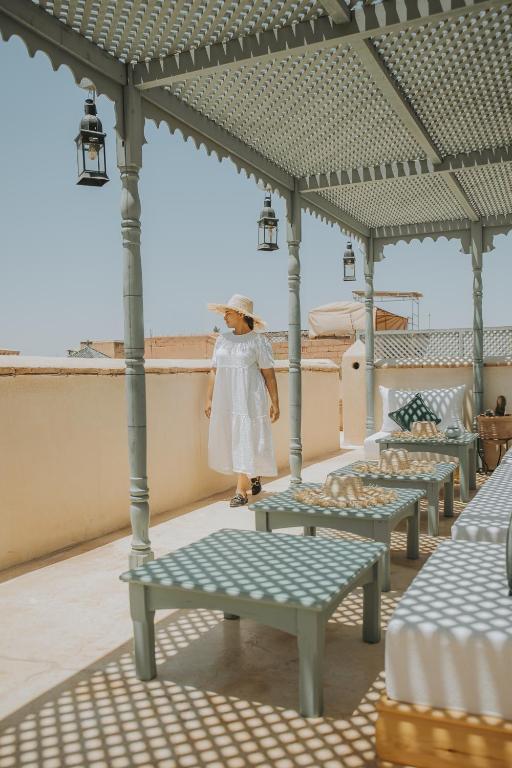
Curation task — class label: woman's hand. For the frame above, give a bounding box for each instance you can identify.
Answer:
[270,403,280,422]
[205,370,216,419]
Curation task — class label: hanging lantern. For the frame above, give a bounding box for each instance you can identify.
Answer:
[75,95,109,187]
[257,192,279,251]
[343,241,356,281]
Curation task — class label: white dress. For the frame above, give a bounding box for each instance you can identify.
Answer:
[208,331,277,477]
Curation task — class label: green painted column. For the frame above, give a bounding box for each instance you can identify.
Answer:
[116,80,153,567]
[364,237,375,437]
[471,221,484,422]
[286,184,302,484]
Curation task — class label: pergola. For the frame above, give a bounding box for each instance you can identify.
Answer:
[2,0,511,566]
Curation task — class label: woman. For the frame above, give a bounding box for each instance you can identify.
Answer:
[205,294,280,507]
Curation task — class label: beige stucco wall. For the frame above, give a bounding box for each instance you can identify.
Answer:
[0,357,339,571]
[340,339,367,445]
[342,341,512,445]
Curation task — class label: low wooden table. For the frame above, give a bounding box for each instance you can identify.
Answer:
[120,528,385,718]
[250,485,424,591]
[329,461,456,537]
[377,432,477,502]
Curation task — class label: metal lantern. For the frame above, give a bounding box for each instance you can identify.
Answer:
[75,96,109,186]
[257,192,279,251]
[343,241,356,281]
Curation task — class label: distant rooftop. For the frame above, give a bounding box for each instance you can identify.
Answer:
[68,345,110,359]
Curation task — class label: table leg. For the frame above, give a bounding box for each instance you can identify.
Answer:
[469,444,477,490]
[459,448,470,503]
[444,476,454,517]
[426,485,439,537]
[373,524,391,592]
[297,611,325,717]
[406,501,420,559]
[304,526,316,537]
[129,583,157,681]
[255,510,271,532]
[363,560,381,643]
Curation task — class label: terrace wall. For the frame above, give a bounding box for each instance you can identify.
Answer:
[86,334,353,364]
[0,357,340,571]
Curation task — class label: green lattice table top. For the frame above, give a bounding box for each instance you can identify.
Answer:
[330,461,456,482]
[377,432,476,446]
[120,529,386,611]
[250,484,424,520]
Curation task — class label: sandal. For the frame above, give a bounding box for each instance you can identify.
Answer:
[251,477,262,496]
[229,493,248,508]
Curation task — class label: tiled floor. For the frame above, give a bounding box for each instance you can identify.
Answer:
[0,449,483,768]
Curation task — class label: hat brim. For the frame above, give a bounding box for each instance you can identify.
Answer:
[207,303,266,329]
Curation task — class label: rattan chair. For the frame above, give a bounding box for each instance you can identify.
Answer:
[477,415,512,471]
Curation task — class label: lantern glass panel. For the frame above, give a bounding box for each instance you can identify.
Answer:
[258,218,278,251]
[75,131,109,186]
[343,256,356,281]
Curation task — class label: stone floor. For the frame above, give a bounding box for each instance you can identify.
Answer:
[0,449,482,768]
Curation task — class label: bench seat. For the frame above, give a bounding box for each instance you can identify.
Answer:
[385,540,512,720]
[451,460,512,543]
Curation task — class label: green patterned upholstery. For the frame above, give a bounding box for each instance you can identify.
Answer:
[388,392,441,431]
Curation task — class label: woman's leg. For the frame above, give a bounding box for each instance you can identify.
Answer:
[236,474,251,498]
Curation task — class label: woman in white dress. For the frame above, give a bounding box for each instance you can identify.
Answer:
[205,294,280,507]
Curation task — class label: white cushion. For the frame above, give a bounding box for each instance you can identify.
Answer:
[379,386,396,432]
[364,430,390,460]
[451,461,512,543]
[386,540,512,719]
[386,385,465,431]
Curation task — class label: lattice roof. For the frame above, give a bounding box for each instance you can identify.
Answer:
[456,162,512,217]
[169,45,427,176]
[319,174,468,228]
[3,0,511,242]
[33,0,325,63]
[373,4,512,156]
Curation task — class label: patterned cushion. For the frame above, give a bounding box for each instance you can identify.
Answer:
[388,393,442,431]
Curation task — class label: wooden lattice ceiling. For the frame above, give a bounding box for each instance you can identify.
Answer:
[1,0,511,242]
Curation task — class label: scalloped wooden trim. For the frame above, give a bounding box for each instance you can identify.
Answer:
[143,99,288,199]
[374,229,472,261]
[0,9,123,103]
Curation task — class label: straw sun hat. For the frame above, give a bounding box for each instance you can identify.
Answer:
[207,294,266,329]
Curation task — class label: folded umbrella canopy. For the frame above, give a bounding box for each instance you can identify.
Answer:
[308,302,407,337]
[308,302,374,338]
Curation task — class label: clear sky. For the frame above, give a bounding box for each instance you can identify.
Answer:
[1,37,511,356]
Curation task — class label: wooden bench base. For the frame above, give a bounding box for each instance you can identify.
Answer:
[376,695,512,768]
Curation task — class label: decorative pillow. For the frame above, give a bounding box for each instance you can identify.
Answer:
[388,385,465,431]
[388,393,442,432]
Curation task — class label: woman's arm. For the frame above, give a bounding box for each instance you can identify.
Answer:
[205,369,216,418]
[261,368,280,422]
